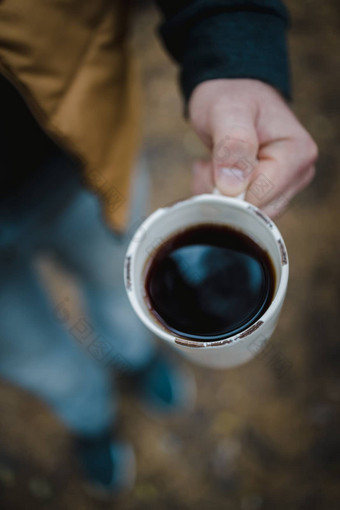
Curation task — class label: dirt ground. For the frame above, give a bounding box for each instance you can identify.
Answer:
[0,1,339,509]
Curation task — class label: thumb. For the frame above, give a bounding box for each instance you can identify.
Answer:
[212,112,259,196]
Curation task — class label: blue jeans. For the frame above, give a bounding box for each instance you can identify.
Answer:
[0,155,154,436]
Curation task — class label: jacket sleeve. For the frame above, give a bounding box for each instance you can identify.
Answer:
[154,0,291,105]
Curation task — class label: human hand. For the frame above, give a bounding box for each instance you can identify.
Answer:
[189,79,318,217]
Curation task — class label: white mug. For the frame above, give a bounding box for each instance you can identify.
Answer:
[124,193,289,369]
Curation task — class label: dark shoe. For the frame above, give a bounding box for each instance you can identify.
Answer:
[74,431,135,497]
[131,352,196,414]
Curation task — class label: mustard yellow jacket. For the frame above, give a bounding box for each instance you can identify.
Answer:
[0,0,141,231]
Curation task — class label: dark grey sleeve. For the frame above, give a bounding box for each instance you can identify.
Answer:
[155,0,291,104]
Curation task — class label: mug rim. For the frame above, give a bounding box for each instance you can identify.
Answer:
[124,193,289,349]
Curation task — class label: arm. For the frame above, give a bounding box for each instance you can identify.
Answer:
[155,0,318,216]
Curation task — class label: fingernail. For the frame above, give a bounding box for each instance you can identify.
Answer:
[216,167,247,194]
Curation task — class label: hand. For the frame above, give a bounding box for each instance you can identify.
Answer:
[188,79,318,217]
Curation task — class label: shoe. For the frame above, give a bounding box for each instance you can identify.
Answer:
[131,351,196,414]
[74,431,135,498]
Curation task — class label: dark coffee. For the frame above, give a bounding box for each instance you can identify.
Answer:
[144,224,275,341]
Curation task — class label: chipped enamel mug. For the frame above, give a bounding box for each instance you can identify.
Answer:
[124,194,289,369]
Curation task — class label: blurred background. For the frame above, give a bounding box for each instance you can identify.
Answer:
[0,0,339,508]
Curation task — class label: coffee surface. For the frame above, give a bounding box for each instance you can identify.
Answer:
[145,224,275,341]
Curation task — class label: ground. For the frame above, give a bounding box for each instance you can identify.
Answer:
[0,1,339,509]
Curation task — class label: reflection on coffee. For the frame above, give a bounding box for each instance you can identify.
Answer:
[144,224,275,341]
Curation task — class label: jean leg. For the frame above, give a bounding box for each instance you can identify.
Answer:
[0,250,115,436]
[46,160,155,371]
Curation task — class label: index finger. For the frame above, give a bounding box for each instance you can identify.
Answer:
[245,138,317,209]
